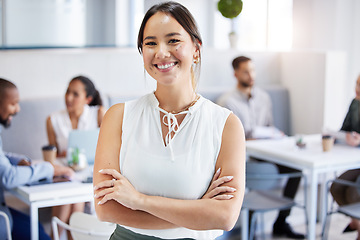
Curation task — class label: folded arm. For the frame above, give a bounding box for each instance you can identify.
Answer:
[93,105,245,230]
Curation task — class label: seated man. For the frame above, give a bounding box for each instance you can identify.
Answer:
[217,56,305,239]
[0,78,74,240]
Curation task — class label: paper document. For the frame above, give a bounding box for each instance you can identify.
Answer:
[252,126,284,139]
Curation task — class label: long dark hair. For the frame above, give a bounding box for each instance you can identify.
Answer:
[137,1,202,88]
[70,75,102,106]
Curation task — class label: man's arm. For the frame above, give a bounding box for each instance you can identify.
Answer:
[5,152,31,166]
[0,150,54,189]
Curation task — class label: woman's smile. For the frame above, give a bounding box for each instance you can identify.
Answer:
[154,62,178,72]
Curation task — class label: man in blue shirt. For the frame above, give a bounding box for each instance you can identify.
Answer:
[0,78,74,240]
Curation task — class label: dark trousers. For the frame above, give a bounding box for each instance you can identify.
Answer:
[330,168,360,206]
[249,158,302,224]
[276,164,302,222]
[10,208,51,240]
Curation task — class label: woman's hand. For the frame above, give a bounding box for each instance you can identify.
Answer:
[202,168,236,200]
[94,169,143,210]
[346,131,360,147]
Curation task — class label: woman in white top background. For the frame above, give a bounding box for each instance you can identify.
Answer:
[46,75,105,239]
[93,2,245,240]
[46,75,105,157]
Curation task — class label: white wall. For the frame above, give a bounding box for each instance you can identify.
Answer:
[5,0,86,47]
[0,48,346,136]
[293,0,360,103]
[280,51,347,134]
[0,48,282,100]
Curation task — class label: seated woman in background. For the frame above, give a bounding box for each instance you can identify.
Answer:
[46,75,105,239]
[331,74,360,238]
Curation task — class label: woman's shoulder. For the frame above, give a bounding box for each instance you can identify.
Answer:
[106,103,125,118]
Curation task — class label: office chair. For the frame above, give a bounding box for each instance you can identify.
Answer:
[322,177,360,240]
[0,210,12,240]
[52,212,115,240]
[242,161,308,240]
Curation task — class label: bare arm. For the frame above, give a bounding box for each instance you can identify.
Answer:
[46,116,65,157]
[95,112,245,231]
[97,106,106,127]
[93,104,177,229]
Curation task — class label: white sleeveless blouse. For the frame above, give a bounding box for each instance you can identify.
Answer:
[50,105,99,153]
[119,93,231,240]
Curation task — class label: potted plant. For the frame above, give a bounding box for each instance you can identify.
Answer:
[217,0,243,48]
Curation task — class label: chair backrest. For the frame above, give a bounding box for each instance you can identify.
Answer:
[67,129,100,164]
[52,212,115,240]
[0,211,12,240]
[70,212,115,240]
[356,175,360,195]
[246,161,280,190]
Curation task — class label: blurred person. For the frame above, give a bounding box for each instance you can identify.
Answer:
[0,78,73,240]
[217,56,305,239]
[93,2,245,240]
[46,75,105,239]
[330,74,360,239]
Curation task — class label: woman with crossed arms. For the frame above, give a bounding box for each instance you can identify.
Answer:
[93,2,245,239]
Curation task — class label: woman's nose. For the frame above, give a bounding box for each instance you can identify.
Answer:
[155,43,170,59]
[65,93,73,102]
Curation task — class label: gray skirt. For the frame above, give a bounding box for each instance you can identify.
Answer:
[109,225,195,240]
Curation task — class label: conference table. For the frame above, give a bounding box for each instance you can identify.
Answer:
[8,160,94,240]
[244,134,360,240]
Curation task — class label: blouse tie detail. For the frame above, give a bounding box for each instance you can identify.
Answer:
[157,107,190,162]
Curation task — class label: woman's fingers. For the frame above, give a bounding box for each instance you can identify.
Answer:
[207,186,236,199]
[98,168,122,179]
[208,176,234,192]
[94,178,116,191]
[213,195,234,200]
[94,169,122,190]
[211,168,221,182]
[97,191,114,205]
[94,186,115,198]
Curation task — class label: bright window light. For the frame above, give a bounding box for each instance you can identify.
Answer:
[214,0,293,51]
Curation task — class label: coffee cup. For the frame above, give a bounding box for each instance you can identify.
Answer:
[322,135,334,152]
[42,145,57,163]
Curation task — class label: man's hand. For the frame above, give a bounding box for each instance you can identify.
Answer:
[17,159,31,166]
[53,164,75,179]
[346,131,360,147]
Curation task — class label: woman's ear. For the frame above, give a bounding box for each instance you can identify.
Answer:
[193,48,200,60]
[86,96,93,105]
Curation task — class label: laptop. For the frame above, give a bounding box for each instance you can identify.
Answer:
[67,128,100,165]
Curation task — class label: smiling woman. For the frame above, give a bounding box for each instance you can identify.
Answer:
[92,1,246,240]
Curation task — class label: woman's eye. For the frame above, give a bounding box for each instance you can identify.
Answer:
[144,41,156,46]
[169,39,180,44]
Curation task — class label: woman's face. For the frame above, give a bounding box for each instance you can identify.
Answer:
[356,76,360,100]
[65,80,90,113]
[141,12,199,87]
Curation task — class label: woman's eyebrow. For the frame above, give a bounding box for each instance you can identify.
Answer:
[166,32,181,37]
[144,36,156,41]
[143,32,181,41]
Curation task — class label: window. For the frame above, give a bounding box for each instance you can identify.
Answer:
[214,0,293,50]
[2,0,86,48]
[0,0,293,50]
